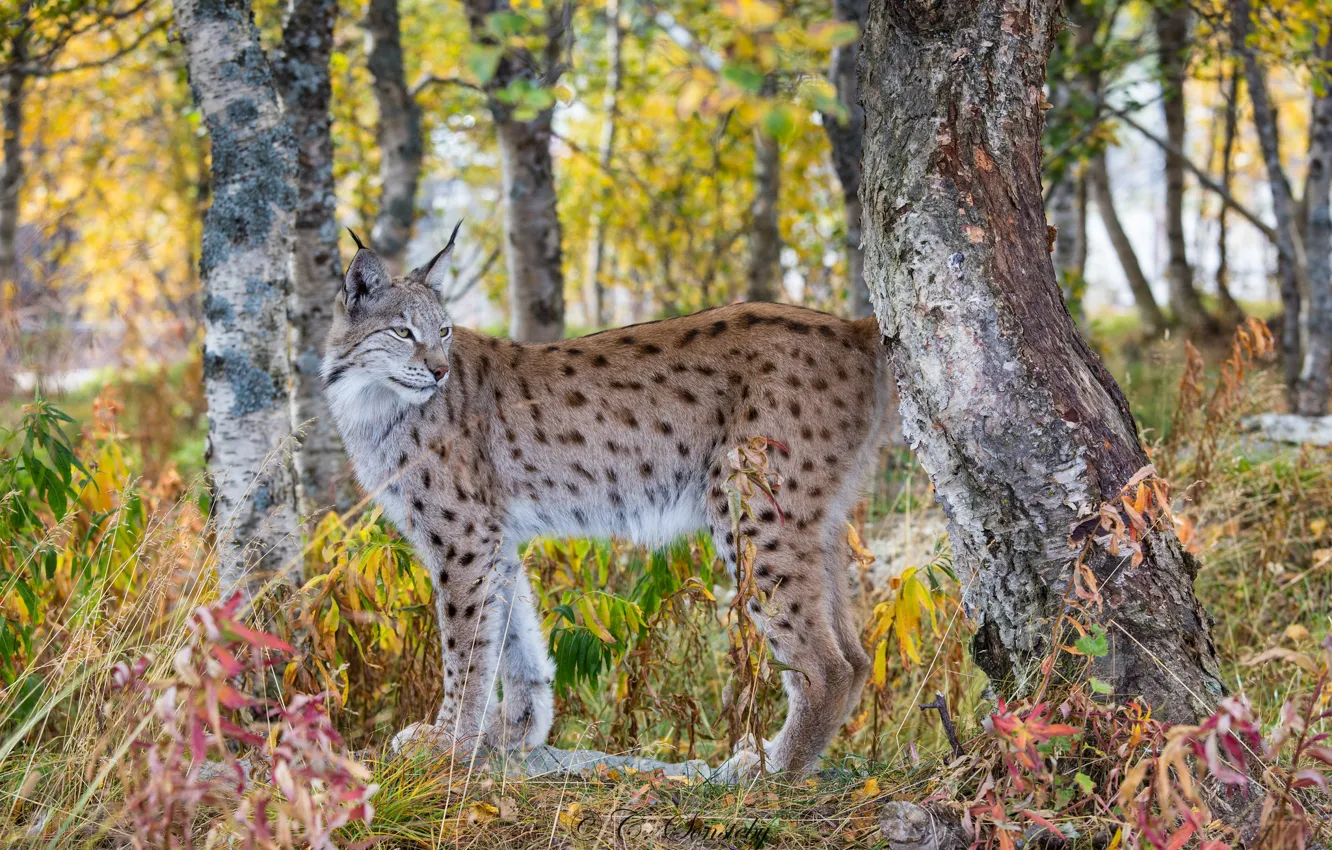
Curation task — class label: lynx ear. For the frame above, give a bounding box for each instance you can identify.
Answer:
[415,219,463,300]
[343,233,392,309]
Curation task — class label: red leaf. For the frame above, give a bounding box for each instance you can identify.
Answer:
[224,621,294,654]
[1020,810,1064,842]
[1291,769,1328,790]
[1165,821,1196,850]
[211,645,245,678]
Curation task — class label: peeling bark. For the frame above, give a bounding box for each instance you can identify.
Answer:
[1297,35,1332,415]
[583,0,623,329]
[1089,152,1167,338]
[745,120,782,303]
[859,0,1223,719]
[1233,0,1304,405]
[364,0,422,273]
[176,0,302,593]
[1156,1,1216,337]
[823,0,870,318]
[465,0,567,343]
[274,0,352,514]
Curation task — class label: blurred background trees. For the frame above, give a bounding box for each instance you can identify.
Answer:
[3,0,1332,466]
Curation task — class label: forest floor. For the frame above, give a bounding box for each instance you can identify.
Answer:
[2,314,1330,848]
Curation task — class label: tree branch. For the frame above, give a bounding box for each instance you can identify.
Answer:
[443,246,500,306]
[409,73,484,99]
[1112,107,1281,247]
[28,18,166,77]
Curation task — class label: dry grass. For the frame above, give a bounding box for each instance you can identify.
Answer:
[1,326,1329,848]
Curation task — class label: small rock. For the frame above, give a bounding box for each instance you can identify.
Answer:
[503,745,711,781]
[879,801,969,850]
[1240,413,1332,446]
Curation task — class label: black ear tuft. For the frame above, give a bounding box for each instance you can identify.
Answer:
[343,247,392,309]
[347,228,367,251]
[416,219,464,299]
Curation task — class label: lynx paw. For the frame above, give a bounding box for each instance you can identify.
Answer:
[484,688,554,752]
[388,722,453,756]
[711,734,778,783]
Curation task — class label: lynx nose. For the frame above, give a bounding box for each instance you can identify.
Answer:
[430,364,448,382]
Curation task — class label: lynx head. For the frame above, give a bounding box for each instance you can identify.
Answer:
[321,222,462,418]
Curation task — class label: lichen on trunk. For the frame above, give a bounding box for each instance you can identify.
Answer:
[176,0,302,594]
[858,0,1223,720]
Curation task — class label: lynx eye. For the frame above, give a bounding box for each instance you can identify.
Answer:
[440,326,452,340]
[392,327,412,339]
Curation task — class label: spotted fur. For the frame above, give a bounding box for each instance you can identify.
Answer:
[322,239,894,774]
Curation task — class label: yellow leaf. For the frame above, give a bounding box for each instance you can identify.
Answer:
[468,802,499,823]
[577,596,615,643]
[721,0,781,27]
[558,802,583,829]
[846,522,875,567]
[872,639,888,689]
[322,599,341,636]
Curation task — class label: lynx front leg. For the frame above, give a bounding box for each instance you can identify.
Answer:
[485,557,555,751]
[400,530,506,759]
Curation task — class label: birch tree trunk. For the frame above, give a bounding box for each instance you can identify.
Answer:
[274,0,350,514]
[1046,17,1088,324]
[465,0,567,343]
[1156,1,1216,337]
[1214,63,1246,326]
[1297,35,1332,415]
[1090,152,1167,338]
[745,122,782,303]
[583,0,623,329]
[364,0,422,273]
[1047,175,1084,318]
[859,0,1224,719]
[0,40,23,289]
[822,0,870,318]
[1233,0,1303,405]
[176,0,302,593]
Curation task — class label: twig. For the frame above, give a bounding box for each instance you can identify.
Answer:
[442,247,500,306]
[1111,108,1282,249]
[409,73,484,99]
[920,692,964,759]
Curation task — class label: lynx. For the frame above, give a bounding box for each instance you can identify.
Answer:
[321,230,895,774]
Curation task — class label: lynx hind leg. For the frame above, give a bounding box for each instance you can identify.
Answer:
[707,501,855,775]
[485,559,555,752]
[824,531,871,727]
